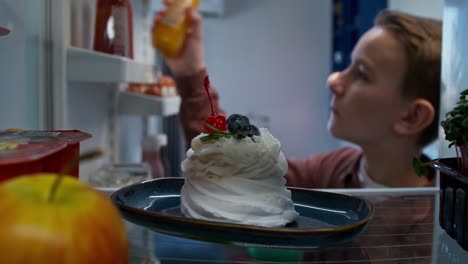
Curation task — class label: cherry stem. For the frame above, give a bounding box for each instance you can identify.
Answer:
[204,76,215,116]
[48,149,103,203]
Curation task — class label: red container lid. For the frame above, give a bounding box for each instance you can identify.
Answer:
[0,130,91,166]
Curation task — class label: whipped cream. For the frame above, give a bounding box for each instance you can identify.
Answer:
[180,128,298,227]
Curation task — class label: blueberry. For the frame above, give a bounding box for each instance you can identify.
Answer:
[227,114,250,134]
[237,127,251,139]
[248,125,260,136]
[234,132,246,140]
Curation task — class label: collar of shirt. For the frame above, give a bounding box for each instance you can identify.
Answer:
[357,157,389,188]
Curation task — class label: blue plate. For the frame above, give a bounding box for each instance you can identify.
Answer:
[111,178,374,249]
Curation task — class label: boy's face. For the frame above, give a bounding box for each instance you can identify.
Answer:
[327,26,410,146]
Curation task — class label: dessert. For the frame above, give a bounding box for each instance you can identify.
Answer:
[179,77,298,227]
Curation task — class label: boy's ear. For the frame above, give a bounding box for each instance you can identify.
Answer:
[393,99,435,136]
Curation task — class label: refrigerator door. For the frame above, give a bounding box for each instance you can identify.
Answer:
[0,0,48,130]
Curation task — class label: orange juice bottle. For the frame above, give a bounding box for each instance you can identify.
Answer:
[152,0,200,58]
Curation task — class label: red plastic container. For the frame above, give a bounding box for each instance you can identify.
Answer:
[0,130,91,182]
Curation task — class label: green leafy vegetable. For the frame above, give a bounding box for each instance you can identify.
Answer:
[412,157,430,177]
[441,88,468,148]
[413,89,468,176]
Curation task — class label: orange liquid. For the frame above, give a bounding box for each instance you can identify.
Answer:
[152,0,200,58]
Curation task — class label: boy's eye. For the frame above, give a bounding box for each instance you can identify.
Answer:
[352,65,370,81]
[357,70,369,81]
[356,63,372,81]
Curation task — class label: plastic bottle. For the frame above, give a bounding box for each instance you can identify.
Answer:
[70,0,97,49]
[152,0,200,58]
[141,133,168,178]
[94,0,134,58]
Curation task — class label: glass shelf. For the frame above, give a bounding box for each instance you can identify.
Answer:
[67,47,158,84]
[117,91,181,117]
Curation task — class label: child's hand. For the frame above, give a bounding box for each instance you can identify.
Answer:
[153,0,206,77]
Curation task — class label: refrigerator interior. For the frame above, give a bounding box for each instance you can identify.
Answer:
[0,0,451,184]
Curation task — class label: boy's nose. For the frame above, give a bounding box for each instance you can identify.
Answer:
[327,72,345,96]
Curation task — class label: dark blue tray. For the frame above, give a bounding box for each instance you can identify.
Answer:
[111,178,374,249]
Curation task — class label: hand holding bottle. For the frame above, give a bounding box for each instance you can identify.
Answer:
[153,0,206,77]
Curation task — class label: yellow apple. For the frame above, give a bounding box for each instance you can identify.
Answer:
[0,174,128,264]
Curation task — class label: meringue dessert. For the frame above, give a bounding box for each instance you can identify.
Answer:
[180,115,299,227]
[180,77,298,227]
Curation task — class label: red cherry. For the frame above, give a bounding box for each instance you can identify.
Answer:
[203,75,227,133]
[204,114,227,133]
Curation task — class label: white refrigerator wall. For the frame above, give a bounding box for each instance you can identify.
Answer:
[0,0,43,130]
[439,0,468,158]
[389,0,444,19]
[202,0,338,158]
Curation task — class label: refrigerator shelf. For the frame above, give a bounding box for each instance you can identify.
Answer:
[67,47,158,84]
[117,91,181,116]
